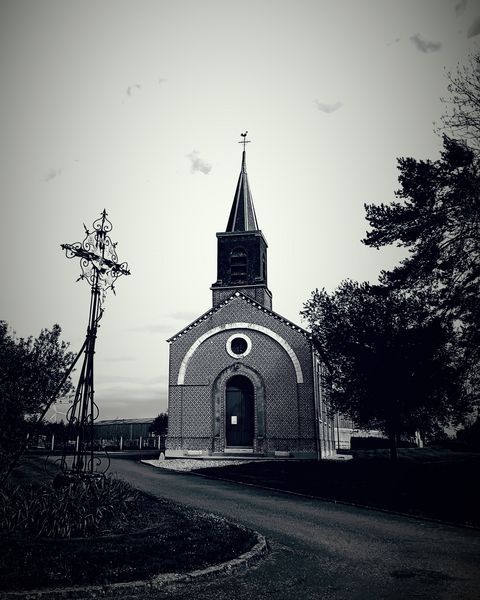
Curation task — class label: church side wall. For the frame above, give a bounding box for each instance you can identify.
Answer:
[312,353,337,458]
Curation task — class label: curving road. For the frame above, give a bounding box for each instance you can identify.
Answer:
[109,458,480,600]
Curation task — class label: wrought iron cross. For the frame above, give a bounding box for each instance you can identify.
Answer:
[61,209,130,304]
[56,210,130,480]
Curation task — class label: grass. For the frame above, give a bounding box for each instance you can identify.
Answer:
[0,460,256,592]
[0,477,138,538]
[192,448,480,528]
[5,448,477,591]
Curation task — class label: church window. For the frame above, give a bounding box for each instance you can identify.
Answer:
[226,333,252,358]
[230,247,247,283]
[231,337,248,355]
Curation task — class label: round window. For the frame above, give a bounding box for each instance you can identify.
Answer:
[231,337,248,355]
[226,333,252,358]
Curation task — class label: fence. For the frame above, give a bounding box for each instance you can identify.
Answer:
[30,434,166,452]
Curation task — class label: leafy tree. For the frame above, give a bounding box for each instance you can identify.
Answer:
[149,413,168,436]
[0,321,74,472]
[302,281,467,459]
[363,136,480,400]
[439,51,480,155]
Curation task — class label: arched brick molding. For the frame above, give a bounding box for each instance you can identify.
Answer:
[177,322,304,385]
[211,364,266,449]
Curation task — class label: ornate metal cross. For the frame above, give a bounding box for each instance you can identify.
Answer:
[61,209,130,303]
[57,210,130,480]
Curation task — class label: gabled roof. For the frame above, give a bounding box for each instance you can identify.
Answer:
[226,151,259,232]
[167,291,311,343]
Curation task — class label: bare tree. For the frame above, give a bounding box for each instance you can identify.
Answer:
[439,51,480,154]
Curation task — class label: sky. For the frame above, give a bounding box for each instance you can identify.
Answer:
[1,0,479,421]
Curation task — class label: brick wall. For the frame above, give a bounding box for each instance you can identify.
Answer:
[212,285,272,310]
[167,294,324,457]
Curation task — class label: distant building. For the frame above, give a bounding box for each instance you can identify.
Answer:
[93,418,154,441]
[166,143,337,459]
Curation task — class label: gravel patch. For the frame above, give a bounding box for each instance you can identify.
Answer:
[143,458,256,471]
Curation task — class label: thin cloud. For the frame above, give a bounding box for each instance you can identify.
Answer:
[158,78,167,85]
[314,99,343,114]
[97,374,146,385]
[386,37,401,46]
[187,150,212,174]
[96,392,168,420]
[97,374,167,386]
[126,84,142,96]
[101,355,136,363]
[467,16,480,38]
[129,323,174,334]
[44,167,64,182]
[95,378,167,406]
[170,310,200,321]
[410,33,442,53]
[130,313,199,335]
[455,0,467,17]
[95,386,167,415]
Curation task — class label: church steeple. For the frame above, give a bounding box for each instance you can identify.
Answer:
[226,151,259,232]
[211,134,272,309]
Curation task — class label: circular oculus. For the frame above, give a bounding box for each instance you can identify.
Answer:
[226,333,252,358]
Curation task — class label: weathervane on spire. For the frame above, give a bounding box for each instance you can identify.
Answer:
[238,131,250,152]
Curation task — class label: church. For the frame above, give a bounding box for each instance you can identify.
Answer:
[166,140,336,459]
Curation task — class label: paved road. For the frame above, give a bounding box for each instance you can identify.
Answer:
[109,458,480,600]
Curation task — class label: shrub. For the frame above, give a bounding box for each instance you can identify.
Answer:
[456,418,480,451]
[0,476,138,538]
[351,436,416,450]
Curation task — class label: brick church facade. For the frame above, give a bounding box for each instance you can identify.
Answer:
[166,145,336,459]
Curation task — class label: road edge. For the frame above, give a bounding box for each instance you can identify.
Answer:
[164,464,480,532]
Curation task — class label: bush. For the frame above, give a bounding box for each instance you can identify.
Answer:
[456,418,480,451]
[0,476,138,538]
[351,436,416,450]
[0,322,74,474]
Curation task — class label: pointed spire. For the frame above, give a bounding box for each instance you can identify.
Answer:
[226,133,259,232]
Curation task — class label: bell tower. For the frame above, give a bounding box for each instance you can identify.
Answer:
[211,133,272,309]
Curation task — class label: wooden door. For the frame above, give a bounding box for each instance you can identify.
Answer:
[225,375,254,447]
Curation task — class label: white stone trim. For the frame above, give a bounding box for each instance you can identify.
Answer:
[226,333,252,358]
[177,322,304,385]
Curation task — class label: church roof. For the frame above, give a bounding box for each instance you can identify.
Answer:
[167,291,311,343]
[225,151,259,232]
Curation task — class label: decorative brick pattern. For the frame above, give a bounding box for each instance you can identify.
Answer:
[182,386,212,437]
[212,286,272,310]
[166,294,335,458]
[178,324,304,384]
[167,387,182,437]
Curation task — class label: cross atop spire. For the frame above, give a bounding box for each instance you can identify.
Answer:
[238,131,250,174]
[238,130,250,152]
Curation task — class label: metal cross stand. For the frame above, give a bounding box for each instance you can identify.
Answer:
[57,210,130,481]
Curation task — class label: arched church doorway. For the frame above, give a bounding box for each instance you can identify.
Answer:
[225,375,254,447]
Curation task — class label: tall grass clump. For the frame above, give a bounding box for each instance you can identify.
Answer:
[0,476,138,538]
